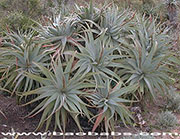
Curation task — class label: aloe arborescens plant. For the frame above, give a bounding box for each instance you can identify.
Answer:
[22,54,95,132]
[1,31,50,94]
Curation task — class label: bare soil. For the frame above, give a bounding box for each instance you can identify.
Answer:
[0,94,180,139]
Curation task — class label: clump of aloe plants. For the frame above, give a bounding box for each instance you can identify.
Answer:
[0,1,179,133]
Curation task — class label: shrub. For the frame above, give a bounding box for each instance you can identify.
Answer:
[0,31,51,94]
[114,0,168,22]
[0,1,176,132]
[75,1,102,23]
[88,79,138,132]
[73,29,123,84]
[0,0,43,18]
[0,12,35,32]
[21,54,95,131]
[166,88,180,112]
[36,13,78,58]
[0,0,45,33]
[117,15,172,99]
[156,111,178,130]
[0,0,8,9]
[99,5,134,44]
